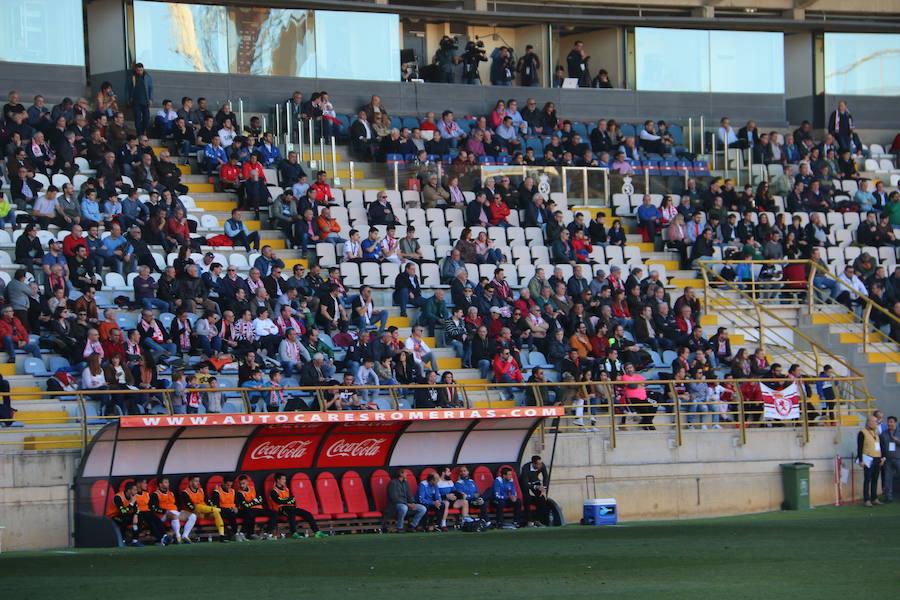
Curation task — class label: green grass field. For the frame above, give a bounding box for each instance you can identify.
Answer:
[3,504,898,599]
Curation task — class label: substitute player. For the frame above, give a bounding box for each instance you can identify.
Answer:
[133,478,166,544]
[150,476,196,544]
[235,474,278,541]
[106,481,142,546]
[181,475,229,542]
[270,472,328,539]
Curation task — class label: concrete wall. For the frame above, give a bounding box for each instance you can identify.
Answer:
[0,63,87,101]
[89,69,790,126]
[0,426,865,552]
[530,427,857,523]
[0,450,78,552]
[85,0,128,76]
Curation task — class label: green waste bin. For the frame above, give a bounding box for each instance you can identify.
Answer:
[780,462,813,510]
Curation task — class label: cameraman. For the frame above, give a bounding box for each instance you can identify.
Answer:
[490,47,514,86]
[460,41,488,85]
[434,36,458,84]
[517,45,541,87]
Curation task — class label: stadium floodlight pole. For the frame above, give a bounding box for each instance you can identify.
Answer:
[331,136,340,186]
[688,117,693,154]
[699,115,705,154]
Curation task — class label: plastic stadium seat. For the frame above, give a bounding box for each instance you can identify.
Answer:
[289,473,328,519]
[23,357,51,377]
[205,475,224,497]
[419,467,439,482]
[315,472,355,519]
[369,469,392,514]
[340,262,361,286]
[472,466,494,494]
[91,480,113,516]
[316,243,337,267]
[341,471,381,518]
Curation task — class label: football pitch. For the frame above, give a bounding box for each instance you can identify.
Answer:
[3,504,897,599]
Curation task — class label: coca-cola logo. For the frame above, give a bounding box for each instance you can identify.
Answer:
[249,439,313,461]
[324,438,386,458]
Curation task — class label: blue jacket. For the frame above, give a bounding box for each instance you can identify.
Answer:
[258,143,282,166]
[204,144,227,165]
[416,481,441,505]
[491,476,516,501]
[81,199,101,223]
[125,71,153,105]
[100,235,129,258]
[454,478,480,500]
[253,254,285,278]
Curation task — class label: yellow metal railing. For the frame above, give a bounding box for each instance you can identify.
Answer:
[697,261,874,407]
[0,376,869,451]
[806,261,900,354]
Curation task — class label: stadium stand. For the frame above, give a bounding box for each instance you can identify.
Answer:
[0,76,898,452]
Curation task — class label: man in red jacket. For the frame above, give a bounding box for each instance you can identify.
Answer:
[62,223,88,259]
[0,306,41,362]
[492,347,523,403]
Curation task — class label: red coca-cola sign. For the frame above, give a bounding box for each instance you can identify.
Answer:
[317,434,394,468]
[241,435,319,470]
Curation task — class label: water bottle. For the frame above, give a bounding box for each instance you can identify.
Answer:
[207,534,212,543]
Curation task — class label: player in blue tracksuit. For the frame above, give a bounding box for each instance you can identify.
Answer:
[435,466,472,525]
[454,466,487,521]
[417,473,448,530]
[490,467,523,528]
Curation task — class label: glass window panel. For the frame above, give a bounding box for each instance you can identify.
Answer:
[227,7,315,77]
[635,28,709,93]
[824,33,900,96]
[133,1,228,73]
[314,11,400,81]
[709,31,784,94]
[0,0,84,66]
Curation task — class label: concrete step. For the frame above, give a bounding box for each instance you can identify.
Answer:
[15,410,70,425]
[811,313,855,325]
[23,434,82,450]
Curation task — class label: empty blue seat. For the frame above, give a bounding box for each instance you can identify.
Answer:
[401,116,419,130]
[572,122,588,138]
[386,153,405,163]
[389,116,402,129]
[621,124,637,138]
[693,160,711,176]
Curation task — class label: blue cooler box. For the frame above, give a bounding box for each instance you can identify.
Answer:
[583,498,617,525]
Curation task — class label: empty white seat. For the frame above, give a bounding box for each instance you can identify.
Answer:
[518,263,535,282]
[74,157,90,172]
[444,208,464,229]
[33,173,50,188]
[401,190,420,207]
[380,262,400,285]
[604,245,624,264]
[360,262,381,286]
[340,262,360,286]
[531,246,550,263]
[51,173,71,188]
[865,159,881,172]
[364,190,381,205]
[869,144,886,157]
[200,214,219,231]
[228,253,249,269]
[420,262,440,287]
[488,227,507,245]
[316,243,337,266]
[499,263,518,287]
[105,272,128,291]
[524,227,544,246]
[879,159,895,172]
[507,227,526,247]
[426,208,446,227]
[344,188,363,206]
[843,212,860,228]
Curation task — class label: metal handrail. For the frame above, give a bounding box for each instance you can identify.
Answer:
[697,262,873,405]
[806,261,900,352]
